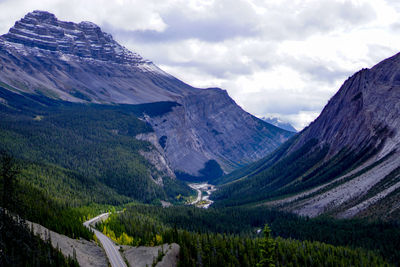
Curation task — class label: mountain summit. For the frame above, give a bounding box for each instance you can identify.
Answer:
[0,11,293,176]
[0,10,192,104]
[3,10,145,64]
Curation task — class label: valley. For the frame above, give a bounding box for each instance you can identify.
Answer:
[0,9,399,267]
[188,183,216,208]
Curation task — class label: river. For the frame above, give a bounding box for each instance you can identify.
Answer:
[188,183,216,208]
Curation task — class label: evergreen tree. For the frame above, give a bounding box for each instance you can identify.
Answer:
[257,224,275,267]
[0,152,20,213]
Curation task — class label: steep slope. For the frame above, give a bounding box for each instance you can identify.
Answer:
[0,10,292,176]
[0,87,192,203]
[213,52,400,221]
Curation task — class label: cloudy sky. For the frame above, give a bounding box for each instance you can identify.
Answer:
[0,0,399,130]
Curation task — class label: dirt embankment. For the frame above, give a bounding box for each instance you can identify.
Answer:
[123,243,180,267]
[28,221,108,267]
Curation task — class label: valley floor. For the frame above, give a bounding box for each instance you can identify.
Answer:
[188,183,216,208]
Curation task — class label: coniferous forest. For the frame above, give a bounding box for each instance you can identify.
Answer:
[0,88,399,266]
[95,205,393,267]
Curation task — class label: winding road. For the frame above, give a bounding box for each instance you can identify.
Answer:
[83,213,127,267]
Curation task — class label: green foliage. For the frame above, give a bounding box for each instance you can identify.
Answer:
[98,205,391,267]
[99,204,400,265]
[102,223,135,245]
[0,88,192,203]
[0,152,93,240]
[257,225,275,267]
[213,134,299,185]
[274,238,390,267]
[0,152,20,211]
[213,135,388,208]
[213,139,328,206]
[0,213,79,267]
[19,161,129,205]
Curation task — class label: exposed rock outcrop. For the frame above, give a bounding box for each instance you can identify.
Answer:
[147,88,290,174]
[216,52,400,220]
[123,243,180,267]
[28,220,108,267]
[136,132,176,182]
[0,11,293,176]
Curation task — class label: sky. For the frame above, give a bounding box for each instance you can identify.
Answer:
[0,0,399,130]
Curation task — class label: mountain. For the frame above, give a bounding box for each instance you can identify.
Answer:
[0,10,293,178]
[213,53,400,221]
[261,116,297,132]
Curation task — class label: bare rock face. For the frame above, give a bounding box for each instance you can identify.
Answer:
[136,132,176,181]
[0,11,193,104]
[123,243,180,267]
[291,54,400,159]
[147,88,290,174]
[28,220,108,267]
[265,53,400,219]
[0,11,293,176]
[280,53,400,219]
[215,52,400,220]
[3,10,144,64]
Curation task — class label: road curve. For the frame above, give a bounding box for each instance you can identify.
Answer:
[84,213,127,267]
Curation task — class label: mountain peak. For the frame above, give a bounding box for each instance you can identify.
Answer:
[261,116,297,132]
[25,10,57,22]
[1,10,146,64]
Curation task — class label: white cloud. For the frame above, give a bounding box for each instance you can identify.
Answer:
[0,0,399,130]
[0,0,168,34]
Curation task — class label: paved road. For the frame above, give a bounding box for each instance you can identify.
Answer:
[83,213,127,267]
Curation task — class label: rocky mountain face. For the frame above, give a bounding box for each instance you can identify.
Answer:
[214,53,400,221]
[0,11,292,176]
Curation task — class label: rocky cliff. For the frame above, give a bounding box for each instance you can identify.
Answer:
[214,52,400,220]
[0,11,293,176]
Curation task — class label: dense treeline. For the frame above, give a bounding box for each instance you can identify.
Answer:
[104,204,400,265]
[0,87,193,203]
[0,153,80,266]
[97,207,391,266]
[213,135,385,208]
[0,152,94,240]
[0,213,79,267]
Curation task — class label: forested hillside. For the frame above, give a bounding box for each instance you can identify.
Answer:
[0,87,193,203]
[0,213,79,266]
[95,204,394,266]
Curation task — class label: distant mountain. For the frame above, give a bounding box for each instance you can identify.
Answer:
[213,52,400,221]
[261,117,297,132]
[0,11,293,185]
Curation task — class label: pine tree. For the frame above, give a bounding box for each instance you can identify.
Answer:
[0,152,20,213]
[257,224,276,267]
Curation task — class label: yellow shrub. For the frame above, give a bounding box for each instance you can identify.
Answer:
[155,234,163,245]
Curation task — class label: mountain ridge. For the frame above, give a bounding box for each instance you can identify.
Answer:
[0,10,293,176]
[213,52,400,221]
